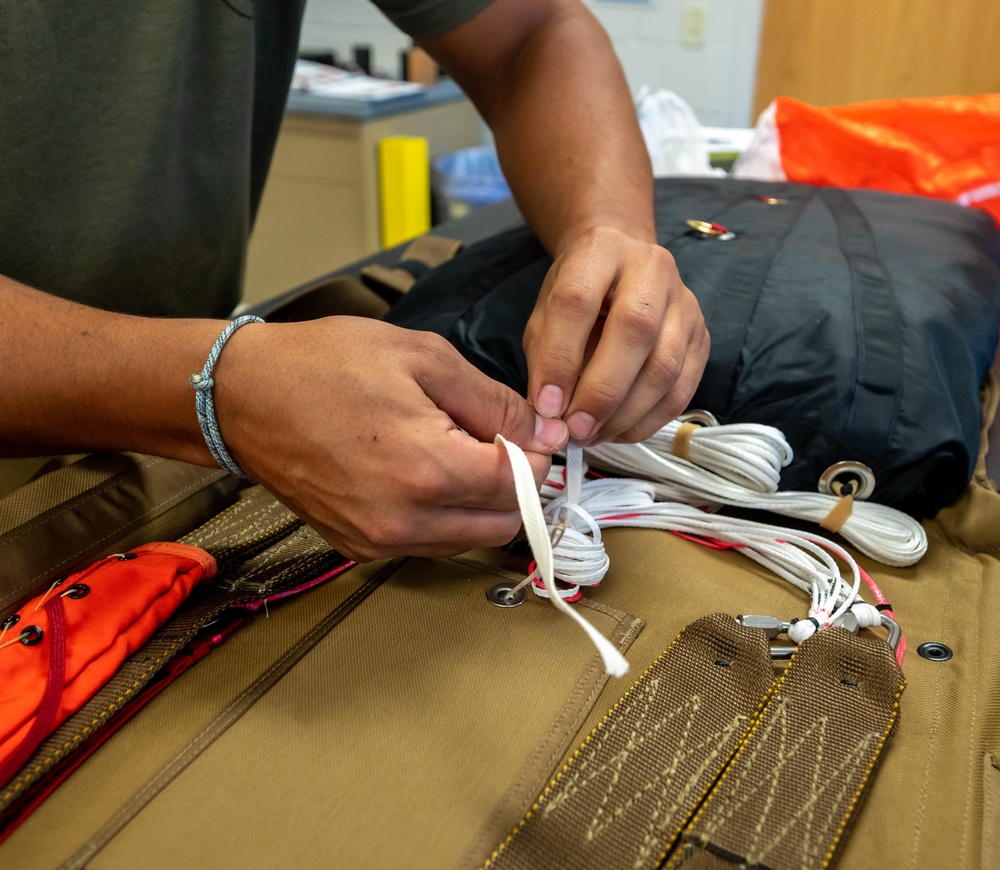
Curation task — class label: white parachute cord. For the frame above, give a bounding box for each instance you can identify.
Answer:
[537,469,869,644]
[496,435,629,677]
[586,439,926,566]
[642,420,792,492]
[532,445,610,601]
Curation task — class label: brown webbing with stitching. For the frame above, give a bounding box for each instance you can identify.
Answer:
[0,486,351,815]
[482,614,774,870]
[670,628,905,870]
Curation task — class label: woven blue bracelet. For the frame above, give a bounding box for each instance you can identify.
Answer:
[188,315,264,479]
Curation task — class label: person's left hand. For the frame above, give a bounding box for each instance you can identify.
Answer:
[522,226,710,445]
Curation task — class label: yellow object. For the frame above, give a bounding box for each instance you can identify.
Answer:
[378,136,430,248]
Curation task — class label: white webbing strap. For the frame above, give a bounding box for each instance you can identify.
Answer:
[496,435,629,677]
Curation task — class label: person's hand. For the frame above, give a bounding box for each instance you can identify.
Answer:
[214,317,567,561]
[523,227,709,445]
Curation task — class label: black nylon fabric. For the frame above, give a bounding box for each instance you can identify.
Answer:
[388,178,1000,517]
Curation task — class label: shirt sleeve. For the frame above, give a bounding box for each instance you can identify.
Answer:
[369,0,496,38]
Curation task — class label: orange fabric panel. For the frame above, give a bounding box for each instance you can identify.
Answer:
[774,94,1000,225]
[0,543,215,771]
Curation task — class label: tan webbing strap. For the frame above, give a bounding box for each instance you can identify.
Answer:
[819,494,854,534]
[671,628,905,870]
[481,614,775,870]
[672,422,700,462]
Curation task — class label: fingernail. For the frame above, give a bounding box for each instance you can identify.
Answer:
[534,414,568,450]
[567,411,596,441]
[536,385,564,418]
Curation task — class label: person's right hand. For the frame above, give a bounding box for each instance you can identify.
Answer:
[213,317,566,561]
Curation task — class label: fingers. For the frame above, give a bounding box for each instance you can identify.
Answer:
[326,438,551,561]
[608,323,711,443]
[596,297,711,443]
[524,230,709,446]
[524,232,621,421]
[560,246,672,441]
[417,332,568,452]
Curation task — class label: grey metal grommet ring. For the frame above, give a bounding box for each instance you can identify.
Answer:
[62,583,90,599]
[818,461,876,500]
[20,625,44,646]
[486,582,526,608]
[678,409,719,428]
[917,641,953,662]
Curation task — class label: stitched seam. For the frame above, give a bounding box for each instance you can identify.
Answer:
[463,611,641,870]
[1,458,165,545]
[909,544,953,868]
[61,561,401,870]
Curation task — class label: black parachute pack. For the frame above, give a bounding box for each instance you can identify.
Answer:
[388,178,1000,518]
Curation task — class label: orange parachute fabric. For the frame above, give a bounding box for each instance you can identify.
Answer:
[0,543,215,787]
[772,94,1000,225]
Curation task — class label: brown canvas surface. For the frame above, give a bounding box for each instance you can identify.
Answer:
[0,396,997,869]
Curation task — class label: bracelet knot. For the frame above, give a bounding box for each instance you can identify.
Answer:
[189,314,264,478]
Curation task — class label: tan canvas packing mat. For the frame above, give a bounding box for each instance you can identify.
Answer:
[0,376,997,869]
[0,245,997,866]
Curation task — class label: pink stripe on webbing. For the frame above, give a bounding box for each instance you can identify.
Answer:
[235,560,357,612]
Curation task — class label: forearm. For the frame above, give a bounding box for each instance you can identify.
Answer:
[422,0,655,256]
[0,276,222,464]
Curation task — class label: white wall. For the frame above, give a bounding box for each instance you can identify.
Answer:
[299,0,763,128]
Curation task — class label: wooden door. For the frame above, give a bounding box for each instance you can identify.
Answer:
[753,0,1000,118]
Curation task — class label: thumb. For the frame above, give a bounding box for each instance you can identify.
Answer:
[422,350,568,453]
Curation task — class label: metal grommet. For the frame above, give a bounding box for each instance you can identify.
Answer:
[817,461,876,500]
[116,553,139,561]
[677,409,719,427]
[20,625,44,646]
[62,583,90,599]
[486,582,526,608]
[917,641,953,662]
[2,614,20,630]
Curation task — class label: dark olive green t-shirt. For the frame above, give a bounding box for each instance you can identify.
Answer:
[0,0,490,318]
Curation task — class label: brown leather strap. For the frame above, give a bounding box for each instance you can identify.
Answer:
[482,614,774,870]
[672,628,905,870]
[360,234,463,300]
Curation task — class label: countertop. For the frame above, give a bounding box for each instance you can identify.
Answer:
[285,78,467,121]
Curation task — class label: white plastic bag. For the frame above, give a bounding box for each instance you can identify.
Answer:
[635,87,724,178]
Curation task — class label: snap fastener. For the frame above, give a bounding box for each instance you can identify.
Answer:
[685,219,736,241]
[62,583,90,599]
[486,582,526,608]
[20,625,44,646]
[818,461,876,500]
[917,641,953,662]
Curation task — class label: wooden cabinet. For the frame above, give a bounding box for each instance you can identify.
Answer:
[244,93,482,306]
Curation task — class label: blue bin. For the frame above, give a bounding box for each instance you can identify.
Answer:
[432,146,512,221]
